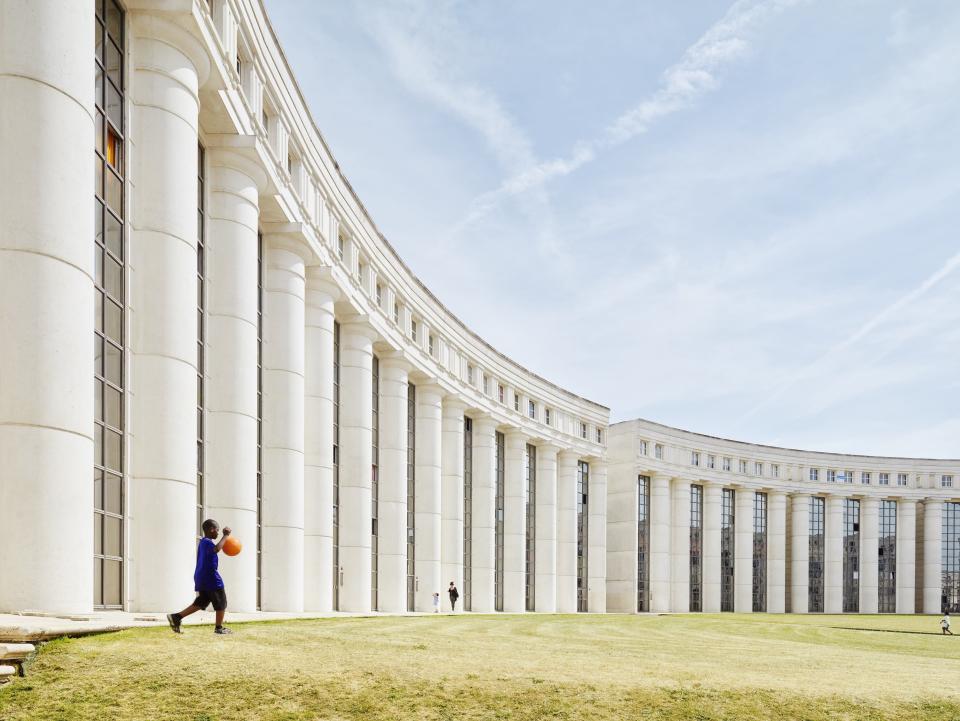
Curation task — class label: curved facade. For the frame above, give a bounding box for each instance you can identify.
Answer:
[608,419,960,615]
[0,1,955,618]
[0,0,607,615]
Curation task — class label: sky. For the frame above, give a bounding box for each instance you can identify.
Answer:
[263,0,960,458]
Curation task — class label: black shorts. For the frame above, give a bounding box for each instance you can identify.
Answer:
[193,588,228,612]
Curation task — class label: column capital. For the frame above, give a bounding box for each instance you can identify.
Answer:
[205,143,271,193]
[338,315,379,343]
[441,396,469,414]
[650,471,672,485]
[131,11,211,86]
[305,266,342,301]
[262,228,316,264]
[378,350,412,372]
[536,443,561,459]
[473,415,499,435]
[414,382,446,400]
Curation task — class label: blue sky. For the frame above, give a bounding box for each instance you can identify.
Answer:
[264,0,960,458]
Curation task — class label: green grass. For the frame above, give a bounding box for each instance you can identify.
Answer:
[3,613,960,720]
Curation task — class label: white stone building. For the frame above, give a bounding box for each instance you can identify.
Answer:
[0,0,956,618]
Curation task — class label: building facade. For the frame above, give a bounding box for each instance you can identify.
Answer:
[608,420,960,615]
[0,1,956,618]
[0,0,607,615]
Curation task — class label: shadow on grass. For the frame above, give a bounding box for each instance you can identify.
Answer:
[829,626,947,636]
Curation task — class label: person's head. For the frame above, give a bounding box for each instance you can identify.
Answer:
[201,519,220,539]
[449,581,455,587]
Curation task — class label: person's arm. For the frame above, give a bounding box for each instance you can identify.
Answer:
[213,526,232,553]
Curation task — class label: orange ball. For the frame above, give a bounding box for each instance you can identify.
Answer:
[222,536,242,557]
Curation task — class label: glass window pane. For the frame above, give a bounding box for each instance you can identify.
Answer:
[104,472,122,515]
[104,298,122,344]
[94,379,104,423]
[104,427,122,472]
[105,2,122,45]
[95,199,104,246]
[95,154,103,198]
[96,65,103,109]
[105,167,122,216]
[105,340,122,386]
[95,244,103,287]
[95,111,104,154]
[103,559,122,606]
[104,515,122,557]
[106,81,122,133]
[94,334,104,377]
[94,468,104,511]
[104,252,122,300]
[105,383,121,429]
[106,39,121,88]
[105,210,122,258]
[93,558,103,607]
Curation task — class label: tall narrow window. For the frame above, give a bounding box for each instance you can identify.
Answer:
[878,500,897,613]
[753,492,767,612]
[637,475,651,612]
[942,503,960,613]
[463,417,473,611]
[809,496,826,613]
[525,444,537,611]
[577,461,590,612]
[332,321,340,608]
[94,0,126,608]
[196,143,206,535]
[256,234,263,608]
[690,485,703,612]
[407,382,417,612]
[371,355,379,610]
[721,489,735,612]
[495,431,505,611]
[843,498,860,613]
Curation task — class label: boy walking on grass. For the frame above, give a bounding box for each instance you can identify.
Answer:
[942,612,953,635]
[167,519,232,635]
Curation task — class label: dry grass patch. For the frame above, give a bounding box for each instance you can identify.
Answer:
[2,614,960,720]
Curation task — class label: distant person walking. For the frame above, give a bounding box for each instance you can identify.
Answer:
[448,582,460,612]
[942,612,953,635]
[432,592,441,613]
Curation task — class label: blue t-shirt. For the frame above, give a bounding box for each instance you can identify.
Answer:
[194,537,224,592]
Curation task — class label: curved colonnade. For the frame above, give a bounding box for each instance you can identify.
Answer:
[0,0,606,615]
[608,419,960,615]
[0,0,956,617]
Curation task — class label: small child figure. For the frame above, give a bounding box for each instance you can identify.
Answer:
[942,612,953,635]
[167,519,233,635]
[432,592,440,613]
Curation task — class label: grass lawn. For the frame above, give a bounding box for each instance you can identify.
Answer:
[3,613,960,720]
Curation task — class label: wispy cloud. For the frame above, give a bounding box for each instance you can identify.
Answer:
[737,248,960,424]
[452,0,806,232]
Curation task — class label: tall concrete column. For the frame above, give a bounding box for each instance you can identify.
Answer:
[790,494,810,614]
[557,451,579,613]
[414,384,443,611]
[604,463,636,613]
[377,355,410,613]
[303,271,339,611]
[824,495,844,614]
[923,499,943,614]
[702,483,722,613]
[670,479,691,613]
[588,461,608,613]
[535,445,559,612]
[649,473,672,612]
[859,497,880,614]
[897,499,917,614]
[260,239,308,611]
[440,398,467,606]
[502,430,528,612]
[471,417,498,612]
[336,320,377,612]
[204,150,264,612]
[734,488,754,613]
[767,491,787,613]
[129,15,210,611]
[0,0,95,613]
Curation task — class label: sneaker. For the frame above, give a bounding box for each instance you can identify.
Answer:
[214,626,232,635]
[166,614,182,634]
